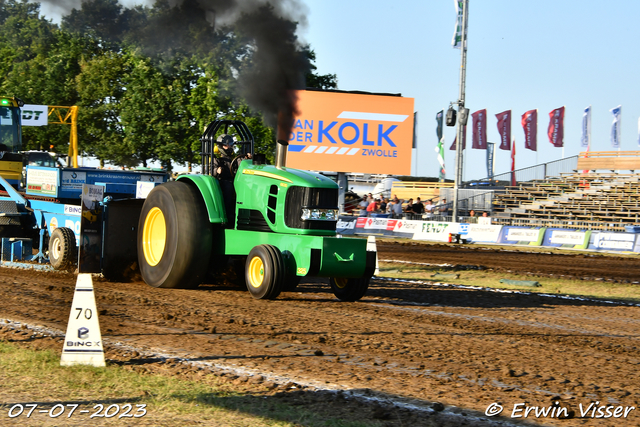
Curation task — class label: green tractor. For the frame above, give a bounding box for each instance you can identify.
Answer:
[137,120,375,301]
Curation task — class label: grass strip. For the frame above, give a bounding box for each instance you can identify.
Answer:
[0,341,376,427]
[378,262,640,303]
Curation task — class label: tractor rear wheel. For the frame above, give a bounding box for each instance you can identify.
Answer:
[49,227,77,270]
[329,277,370,302]
[138,181,212,289]
[245,244,284,299]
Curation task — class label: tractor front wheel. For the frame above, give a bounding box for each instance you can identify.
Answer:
[329,277,370,302]
[49,227,77,270]
[138,181,212,289]
[245,244,285,299]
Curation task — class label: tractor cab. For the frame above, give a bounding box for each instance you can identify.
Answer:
[0,97,25,187]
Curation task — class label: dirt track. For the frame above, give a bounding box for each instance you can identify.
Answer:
[2,241,640,426]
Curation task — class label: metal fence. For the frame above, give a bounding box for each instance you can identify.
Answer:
[467,155,579,186]
[439,188,495,213]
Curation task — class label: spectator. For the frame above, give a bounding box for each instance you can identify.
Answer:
[404,198,414,213]
[366,198,378,216]
[379,198,388,213]
[411,197,425,215]
[424,199,434,219]
[392,199,403,218]
[469,209,476,217]
[358,197,368,217]
[482,211,489,217]
[437,198,449,216]
[392,194,400,204]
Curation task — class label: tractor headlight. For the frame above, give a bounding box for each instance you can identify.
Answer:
[301,208,339,221]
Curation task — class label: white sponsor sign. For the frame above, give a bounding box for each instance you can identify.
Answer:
[21,104,48,126]
[393,219,422,234]
[136,181,156,199]
[61,171,87,190]
[506,228,540,242]
[467,224,502,243]
[26,167,58,196]
[363,217,389,230]
[550,230,586,245]
[413,221,458,242]
[593,233,635,250]
[64,205,82,216]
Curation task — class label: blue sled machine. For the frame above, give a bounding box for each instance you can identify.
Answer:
[0,165,166,276]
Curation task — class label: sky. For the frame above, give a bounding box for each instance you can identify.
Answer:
[35,0,640,179]
[298,0,640,179]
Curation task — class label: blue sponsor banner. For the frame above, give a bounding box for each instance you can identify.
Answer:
[589,232,637,252]
[498,226,545,246]
[336,216,357,235]
[543,228,590,249]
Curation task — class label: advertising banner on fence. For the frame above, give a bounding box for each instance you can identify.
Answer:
[413,221,458,242]
[464,224,503,243]
[498,227,545,246]
[543,229,591,249]
[589,232,636,251]
[286,90,415,175]
[337,217,357,234]
[392,219,422,237]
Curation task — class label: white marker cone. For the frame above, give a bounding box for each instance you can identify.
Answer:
[366,235,379,275]
[60,274,105,367]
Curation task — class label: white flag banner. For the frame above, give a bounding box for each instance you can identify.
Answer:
[452,0,465,49]
[436,136,446,180]
[581,106,591,149]
[610,105,621,149]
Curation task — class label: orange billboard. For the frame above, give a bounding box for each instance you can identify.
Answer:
[286,90,414,175]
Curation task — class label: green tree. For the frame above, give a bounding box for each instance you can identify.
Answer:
[76,50,128,164]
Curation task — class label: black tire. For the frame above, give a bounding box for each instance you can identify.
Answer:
[49,227,77,270]
[245,244,285,300]
[329,277,370,302]
[138,181,212,289]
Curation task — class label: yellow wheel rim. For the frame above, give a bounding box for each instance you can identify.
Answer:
[142,207,166,266]
[248,256,264,288]
[334,277,349,289]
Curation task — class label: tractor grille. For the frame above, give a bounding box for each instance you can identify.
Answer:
[284,186,338,231]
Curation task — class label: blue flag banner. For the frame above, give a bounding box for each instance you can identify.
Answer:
[610,105,622,149]
[486,142,495,179]
[581,106,591,149]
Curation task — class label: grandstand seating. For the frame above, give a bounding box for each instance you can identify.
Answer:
[492,171,640,232]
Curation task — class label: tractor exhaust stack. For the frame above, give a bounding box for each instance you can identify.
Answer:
[275,139,288,169]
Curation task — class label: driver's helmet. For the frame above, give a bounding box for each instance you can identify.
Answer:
[216,134,235,157]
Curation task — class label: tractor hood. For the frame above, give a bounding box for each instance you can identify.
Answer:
[237,160,338,190]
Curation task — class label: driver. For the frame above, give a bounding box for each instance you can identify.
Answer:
[212,134,237,180]
[212,133,253,180]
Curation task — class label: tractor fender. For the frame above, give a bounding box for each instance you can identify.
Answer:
[176,174,226,224]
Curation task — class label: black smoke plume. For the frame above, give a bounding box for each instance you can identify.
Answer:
[49,0,311,136]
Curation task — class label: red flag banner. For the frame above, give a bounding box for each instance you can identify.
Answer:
[472,109,487,149]
[449,126,467,150]
[496,110,511,150]
[521,109,537,151]
[547,106,565,148]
